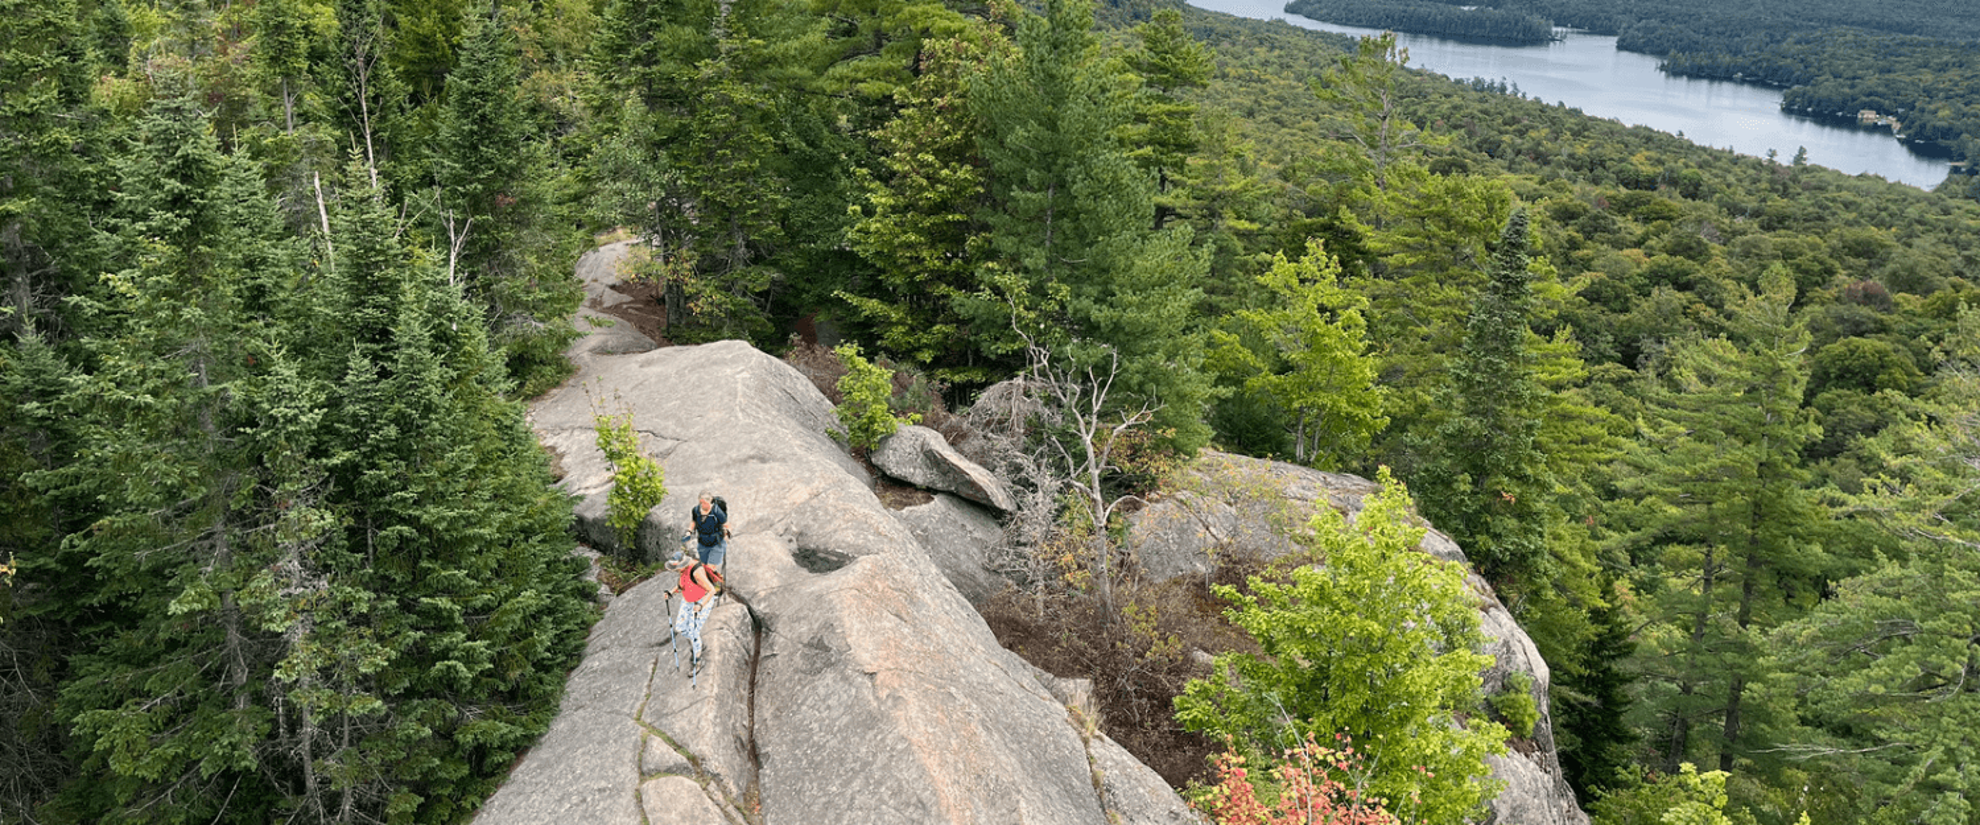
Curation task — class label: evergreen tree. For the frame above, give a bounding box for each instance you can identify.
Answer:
[969,0,1212,449]
[36,89,298,824]
[0,0,113,334]
[323,0,408,192]
[843,30,1003,382]
[250,0,333,136]
[810,0,970,110]
[433,1,581,394]
[587,0,806,344]
[1757,305,1980,824]
[0,7,117,812]
[1617,266,1828,774]
[1415,209,1551,587]
[1125,8,1212,229]
[588,0,718,115]
[300,158,593,822]
[1552,583,1640,797]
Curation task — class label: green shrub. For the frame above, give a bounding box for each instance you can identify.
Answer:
[595,410,667,548]
[1174,469,1507,824]
[834,343,918,450]
[1491,672,1540,739]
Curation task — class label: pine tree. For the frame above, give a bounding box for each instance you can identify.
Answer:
[1758,305,1980,823]
[1125,8,1211,229]
[1618,266,1828,774]
[810,0,970,110]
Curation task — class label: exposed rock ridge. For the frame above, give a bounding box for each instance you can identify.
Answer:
[484,242,1198,824]
[1127,451,1592,825]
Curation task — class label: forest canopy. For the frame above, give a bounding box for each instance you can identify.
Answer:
[2,0,1978,822]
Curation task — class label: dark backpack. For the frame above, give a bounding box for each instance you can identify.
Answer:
[690,497,729,544]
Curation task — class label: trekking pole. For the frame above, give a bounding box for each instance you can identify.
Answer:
[668,587,681,673]
[668,538,689,674]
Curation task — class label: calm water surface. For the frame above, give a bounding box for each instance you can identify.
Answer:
[1189,0,1953,189]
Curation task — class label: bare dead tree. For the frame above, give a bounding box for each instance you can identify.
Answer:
[967,338,1160,616]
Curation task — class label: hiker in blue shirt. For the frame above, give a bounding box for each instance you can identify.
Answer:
[689,492,729,567]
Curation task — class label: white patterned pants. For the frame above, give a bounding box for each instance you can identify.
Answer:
[675,597,714,662]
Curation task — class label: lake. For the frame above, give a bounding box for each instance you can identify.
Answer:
[1187,0,1954,189]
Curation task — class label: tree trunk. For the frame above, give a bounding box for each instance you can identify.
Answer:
[1722,504,1767,771]
[1666,545,1719,773]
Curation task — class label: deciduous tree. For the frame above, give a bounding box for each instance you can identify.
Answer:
[1175,470,1507,824]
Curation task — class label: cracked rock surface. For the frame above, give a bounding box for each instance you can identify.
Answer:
[480,243,1198,825]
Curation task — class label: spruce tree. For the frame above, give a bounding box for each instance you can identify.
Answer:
[37,89,298,825]
[303,158,592,821]
[433,1,581,394]
[1416,209,1551,588]
[0,6,118,812]
[0,0,114,335]
[586,0,801,343]
[323,0,408,192]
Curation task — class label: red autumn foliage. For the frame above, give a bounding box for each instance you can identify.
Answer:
[1196,733,1402,825]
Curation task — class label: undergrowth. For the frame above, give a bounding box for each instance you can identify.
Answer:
[597,555,668,594]
[980,558,1270,787]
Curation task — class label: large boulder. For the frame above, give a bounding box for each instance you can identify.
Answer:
[871,424,1018,512]
[487,242,1197,824]
[530,337,913,565]
[894,493,1006,604]
[1125,451,1590,825]
[1127,453,1383,580]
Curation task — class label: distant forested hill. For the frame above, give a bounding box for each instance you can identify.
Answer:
[1283,0,1553,43]
[1281,0,1980,162]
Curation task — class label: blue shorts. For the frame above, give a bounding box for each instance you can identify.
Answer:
[697,539,726,567]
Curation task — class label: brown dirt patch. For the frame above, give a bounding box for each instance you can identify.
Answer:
[982,571,1265,788]
[596,279,671,347]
